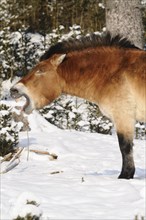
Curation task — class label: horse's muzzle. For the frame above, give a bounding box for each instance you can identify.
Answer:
[10,86,32,114]
[10,87,22,99]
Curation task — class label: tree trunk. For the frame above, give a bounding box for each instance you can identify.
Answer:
[105,0,144,49]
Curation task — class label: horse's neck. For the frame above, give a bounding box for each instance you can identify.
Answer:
[58,64,99,103]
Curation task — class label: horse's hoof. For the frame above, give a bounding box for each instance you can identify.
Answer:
[118,173,134,179]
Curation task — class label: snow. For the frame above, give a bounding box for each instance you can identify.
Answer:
[1,108,145,220]
[10,32,22,44]
[1,78,20,99]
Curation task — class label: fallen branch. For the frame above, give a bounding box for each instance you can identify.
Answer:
[8,148,24,166]
[0,159,20,174]
[0,152,12,163]
[0,148,24,174]
[29,149,58,160]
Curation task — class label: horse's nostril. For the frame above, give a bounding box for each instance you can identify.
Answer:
[10,87,21,99]
[10,87,18,94]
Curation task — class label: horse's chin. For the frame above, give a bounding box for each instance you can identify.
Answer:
[21,94,34,114]
[22,104,33,114]
[21,95,48,114]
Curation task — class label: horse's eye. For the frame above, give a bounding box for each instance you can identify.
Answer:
[35,70,42,75]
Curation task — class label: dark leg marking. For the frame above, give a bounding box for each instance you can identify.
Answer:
[117,133,135,179]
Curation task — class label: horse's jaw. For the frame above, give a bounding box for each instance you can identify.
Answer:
[21,94,34,114]
[10,83,35,114]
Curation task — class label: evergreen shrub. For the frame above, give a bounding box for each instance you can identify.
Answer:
[40,95,113,134]
[0,104,20,156]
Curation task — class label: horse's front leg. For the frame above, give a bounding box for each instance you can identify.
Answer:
[117,132,135,179]
[113,108,135,179]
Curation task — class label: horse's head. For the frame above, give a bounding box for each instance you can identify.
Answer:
[10,54,66,114]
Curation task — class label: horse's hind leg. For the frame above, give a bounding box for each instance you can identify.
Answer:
[114,114,135,179]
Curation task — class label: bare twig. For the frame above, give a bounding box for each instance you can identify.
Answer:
[50,171,63,175]
[29,149,58,160]
[26,129,30,161]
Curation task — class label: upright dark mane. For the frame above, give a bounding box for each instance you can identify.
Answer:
[40,32,140,61]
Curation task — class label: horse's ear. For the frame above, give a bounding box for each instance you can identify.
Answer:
[51,54,66,67]
[57,54,66,65]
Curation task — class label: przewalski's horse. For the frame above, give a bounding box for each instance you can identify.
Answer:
[10,32,146,179]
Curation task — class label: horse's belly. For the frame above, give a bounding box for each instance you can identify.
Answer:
[136,99,146,122]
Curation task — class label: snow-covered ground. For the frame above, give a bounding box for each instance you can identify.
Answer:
[0,110,146,220]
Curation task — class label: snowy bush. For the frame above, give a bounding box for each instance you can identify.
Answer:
[135,122,146,139]
[0,29,45,79]
[40,95,113,134]
[13,213,41,220]
[11,192,42,220]
[134,215,145,220]
[0,25,83,80]
[0,104,21,156]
